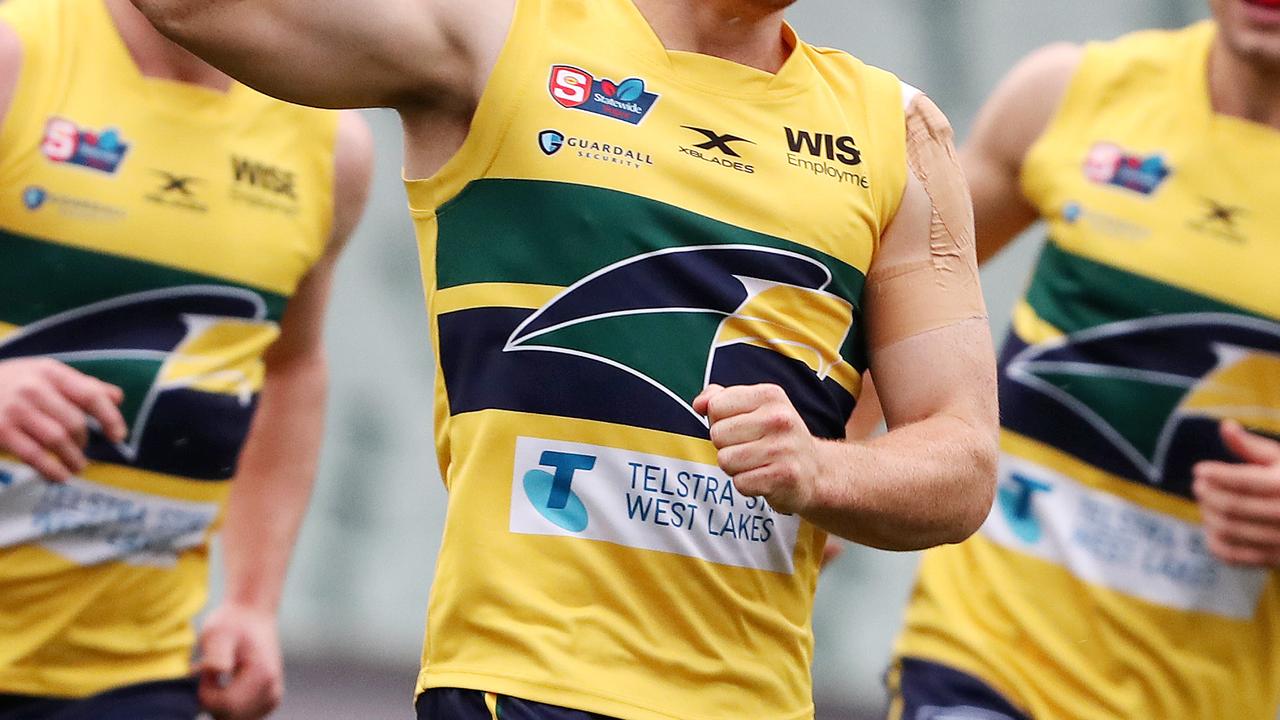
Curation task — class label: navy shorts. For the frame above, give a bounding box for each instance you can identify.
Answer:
[889,658,1032,720]
[0,678,200,720]
[416,688,620,720]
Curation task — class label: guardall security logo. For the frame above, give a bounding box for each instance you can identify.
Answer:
[538,129,655,170]
[549,65,660,125]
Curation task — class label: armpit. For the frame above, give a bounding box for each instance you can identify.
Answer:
[865,92,987,351]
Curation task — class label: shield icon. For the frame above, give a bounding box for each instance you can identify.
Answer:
[539,130,565,156]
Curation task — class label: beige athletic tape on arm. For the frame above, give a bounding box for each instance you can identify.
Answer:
[865,87,987,351]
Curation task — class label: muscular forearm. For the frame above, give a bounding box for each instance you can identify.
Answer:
[220,357,327,612]
[806,414,997,551]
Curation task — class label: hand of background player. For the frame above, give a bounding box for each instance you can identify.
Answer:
[1194,420,1280,568]
[693,384,822,515]
[0,358,126,481]
[196,603,285,720]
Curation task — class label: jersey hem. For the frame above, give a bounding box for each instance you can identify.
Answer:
[0,667,192,700]
[418,668,815,720]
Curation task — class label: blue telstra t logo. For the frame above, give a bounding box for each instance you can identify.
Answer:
[539,130,566,156]
[0,469,12,487]
[22,186,47,211]
[523,450,595,532]
[997,472,1052,544]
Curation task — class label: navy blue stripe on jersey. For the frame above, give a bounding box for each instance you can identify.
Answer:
[439,307,854,440]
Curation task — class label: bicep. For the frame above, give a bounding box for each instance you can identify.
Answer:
[133,0,510,110]
[964,42,1084,262]
[862,94,996,428]
[869,319,996,430]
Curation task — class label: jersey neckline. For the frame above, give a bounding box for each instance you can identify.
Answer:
[611,0,819,100]
[88,0,251,124]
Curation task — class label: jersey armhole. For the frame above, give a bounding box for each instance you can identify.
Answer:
[0,3,60,172]
[1018,43,1103,211]
[403,0,540,216]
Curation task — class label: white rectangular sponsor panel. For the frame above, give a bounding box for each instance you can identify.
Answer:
[0,461,220,568]
[983,454,1268,619]
[510,437,801,573]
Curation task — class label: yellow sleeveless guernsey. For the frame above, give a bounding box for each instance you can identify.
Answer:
[896,22,1280,720]
[405,1,908,717]
[0,0,336,698]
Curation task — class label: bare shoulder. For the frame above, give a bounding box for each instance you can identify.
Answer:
[329,111,375,249]
[972,43,1085,161]
[0,19,22,125]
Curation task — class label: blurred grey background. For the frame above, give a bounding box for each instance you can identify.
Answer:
[208,1,1210,717]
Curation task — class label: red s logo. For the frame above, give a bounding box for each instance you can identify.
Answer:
[41,118,79,163]
[549,65,592,108]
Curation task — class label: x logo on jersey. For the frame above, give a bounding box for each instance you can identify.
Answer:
[681,126,754,157]
[153,170,199,196]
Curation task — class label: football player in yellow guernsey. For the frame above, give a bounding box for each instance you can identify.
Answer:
[129,0,1000,718]
[0,0,372,717]
[889,1,1280,719]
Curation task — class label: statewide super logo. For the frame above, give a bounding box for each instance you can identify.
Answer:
[549,65,659,125]
[1084,142,1171,196]
[41,117,130,174]
[1004,313,1280,498]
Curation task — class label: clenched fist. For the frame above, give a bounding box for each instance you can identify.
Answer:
[693,384,822,515]
[196,603,285,720]
[0,358,127,481]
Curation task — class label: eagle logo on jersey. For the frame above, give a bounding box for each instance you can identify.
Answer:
[0,287,278,475]
[1006,313,1280,491]
[504,245,859,426]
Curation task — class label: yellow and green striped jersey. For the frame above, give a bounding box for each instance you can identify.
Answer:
[897,22,1280,720]
[0,0,336,698]
[405,0,911,718]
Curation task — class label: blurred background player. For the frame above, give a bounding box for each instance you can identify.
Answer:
[125,0,999,718]
[891,0,1280,718]
[0,0,370,717]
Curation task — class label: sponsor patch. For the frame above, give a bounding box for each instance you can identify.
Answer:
[548,65,659,125]
[41,117,130,174]
[984,454,1268,619]
[510,437,802,573]
[1083,142,1171,196]
[0,463,220,567]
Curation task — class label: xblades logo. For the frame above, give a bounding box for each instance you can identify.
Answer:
[682,127,753,158]
[1190,198,1247,243]
[522,451,596,532]
[155,171,197,196]
[679,126,755,174]
[146,171,207,212]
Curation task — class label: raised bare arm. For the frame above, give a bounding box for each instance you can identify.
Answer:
[129,0,514,109]
[966,42,1082,263]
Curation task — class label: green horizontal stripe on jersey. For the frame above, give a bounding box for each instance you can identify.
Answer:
[1024,239,1260,335]
[0,228,289,325]
[436,178,867,302]
[436,178,870,369]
